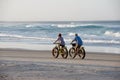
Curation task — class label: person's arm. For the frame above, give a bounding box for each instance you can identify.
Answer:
[71,39,74,43]
[71,37,76,43]
[54,37,59,43]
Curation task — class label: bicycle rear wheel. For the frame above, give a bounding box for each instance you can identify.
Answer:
[61,47,68,59]
[78,47,86,59]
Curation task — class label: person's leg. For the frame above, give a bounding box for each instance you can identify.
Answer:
[75,44,78,53]
[59,44,64,53]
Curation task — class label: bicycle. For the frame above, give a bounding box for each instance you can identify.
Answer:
[69,43,86,59]
[52,43,68,59]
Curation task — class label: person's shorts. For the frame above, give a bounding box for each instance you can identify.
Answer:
[60,44,65,47]
[76,44,81,48]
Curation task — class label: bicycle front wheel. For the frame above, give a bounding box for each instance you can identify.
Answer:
[69,48,76,59]
[52,47,59,58]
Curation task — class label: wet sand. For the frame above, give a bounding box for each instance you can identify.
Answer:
[0,48,120,80]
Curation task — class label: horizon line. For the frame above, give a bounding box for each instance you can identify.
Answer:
[0,20,120,23]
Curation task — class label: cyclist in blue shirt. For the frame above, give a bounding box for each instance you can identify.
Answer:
[71,33,83,51]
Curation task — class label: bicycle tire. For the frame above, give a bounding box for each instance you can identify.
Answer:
[69,47,76,59]
[78,47,86,59]
[52,47,59,58]
[61,47,68,59]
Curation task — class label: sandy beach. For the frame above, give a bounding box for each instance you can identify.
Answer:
[0,48,120,80]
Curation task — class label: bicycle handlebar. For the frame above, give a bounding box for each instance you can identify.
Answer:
[70,42,76,44]
[53,42,61,44]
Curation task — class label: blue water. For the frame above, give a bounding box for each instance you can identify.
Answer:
[0,21,120,48]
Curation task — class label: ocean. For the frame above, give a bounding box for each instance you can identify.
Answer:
[0,21,120,53]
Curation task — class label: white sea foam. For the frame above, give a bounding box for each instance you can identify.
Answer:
[68,32,76,36]
[26,25,33,28]
[26,24,41,28]
[51,24,79,28]
[104,31,120,37]
[68,33,97,38]
[0,33,55,41]
[0,33,23,38]
[51,23,106,28]
[84,39,120,44]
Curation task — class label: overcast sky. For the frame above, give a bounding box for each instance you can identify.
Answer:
[0,0,120,21]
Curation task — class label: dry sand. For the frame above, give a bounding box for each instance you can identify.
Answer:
[0,48,120,80]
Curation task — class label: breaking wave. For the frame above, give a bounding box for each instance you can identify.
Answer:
[104,31,120,37]
[0,33,54,41]
[51,24,105,28]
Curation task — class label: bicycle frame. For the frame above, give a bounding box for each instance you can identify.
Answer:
[69,42,86,59]
[52,43,68,59]
[54,43,61,50]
